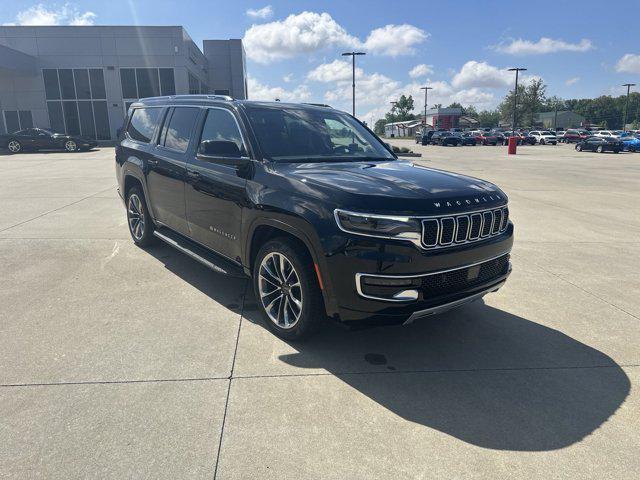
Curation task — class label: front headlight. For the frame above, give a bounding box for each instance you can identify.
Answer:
[334,209,422,244]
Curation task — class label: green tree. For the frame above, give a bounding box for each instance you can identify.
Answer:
[477,109,501,127]
[385,94,416,122]
[374,118,387,135]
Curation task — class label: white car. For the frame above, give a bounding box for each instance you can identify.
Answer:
[594,130,622,138]
[529,131,558,145]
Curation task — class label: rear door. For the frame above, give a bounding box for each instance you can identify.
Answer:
[185,107,250,263]
[148,106,201,235]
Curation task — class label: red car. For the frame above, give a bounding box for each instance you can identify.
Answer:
[473,131,500,146]
[559,129,590,143]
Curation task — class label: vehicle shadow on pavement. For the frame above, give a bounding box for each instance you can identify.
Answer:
[148,246,630,453]
[251,294,630,453]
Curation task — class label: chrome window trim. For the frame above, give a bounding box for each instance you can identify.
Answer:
[355,252,511,302]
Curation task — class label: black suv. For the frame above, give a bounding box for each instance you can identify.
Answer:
[116,96,513,340]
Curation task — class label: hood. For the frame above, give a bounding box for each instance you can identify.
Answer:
[272,160,507,215]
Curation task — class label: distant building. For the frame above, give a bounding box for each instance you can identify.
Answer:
[421,107,462,130]
[384,120,422,137]
[535,111,586,129]
[0,26,247,140]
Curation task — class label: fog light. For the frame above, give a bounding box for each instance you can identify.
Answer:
[392,289,419,301]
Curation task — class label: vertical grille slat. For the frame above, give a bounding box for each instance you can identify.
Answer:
[421,206,510,249]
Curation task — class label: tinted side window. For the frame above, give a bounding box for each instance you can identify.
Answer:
[127,108,162,143]
[162,107,199,153]
[198,109,245,156]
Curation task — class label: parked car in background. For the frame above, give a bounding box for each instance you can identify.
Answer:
[620,133,640,152]
[415,129,435,145]
[575,136,623,153]
[474,131,500,146]
[494,132,506,145]
[0,128,97,153]
[594,130,622,138]
[431,131,462,146]
[528,131,558,145]
[460,132,478,145]
[559,129,590,143]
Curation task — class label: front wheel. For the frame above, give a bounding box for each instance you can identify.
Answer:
[64,140,77,152]
[576,144,582,151]
[254,238,325,340]
[126,187,154,247]
[7,140,22,153]
[596,145,604,153]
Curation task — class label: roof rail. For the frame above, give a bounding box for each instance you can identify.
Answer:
[302,103,333,108]
[138,94,234,102]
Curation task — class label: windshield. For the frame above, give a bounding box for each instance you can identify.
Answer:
[541,131,554,135]
[245,106,395,162]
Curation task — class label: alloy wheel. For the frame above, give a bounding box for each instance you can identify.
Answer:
[8,141,21,153]
[65,140,77,152]
[258,252,303,329]
[127,194,145,241]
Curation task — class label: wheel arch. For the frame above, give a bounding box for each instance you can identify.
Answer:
[245,216,338,318]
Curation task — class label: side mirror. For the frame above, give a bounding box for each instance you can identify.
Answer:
[199,140,242,158]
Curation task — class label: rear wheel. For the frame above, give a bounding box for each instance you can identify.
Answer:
[254,238,325,340]
[576,144,582,152]
[596,145,604,153]
[7,140,21,153]
[126,187,154,247]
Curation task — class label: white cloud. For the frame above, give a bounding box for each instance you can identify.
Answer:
[615,53,640,74]
[409,64,434,79]
[283,74,293,83]
[247,76,311,102]
[5,3,96,26]
[363,24,428,56]
[243,12,358,63]
[451,61,512,89]
[307,60,363,83]
[243,11,427,64]
[494,37,593,55]
[565,76,580,86]
[246,5,273,20]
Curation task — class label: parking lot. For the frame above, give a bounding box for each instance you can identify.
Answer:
[1,142,639,479]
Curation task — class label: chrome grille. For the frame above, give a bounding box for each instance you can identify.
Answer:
[421,206,509,249]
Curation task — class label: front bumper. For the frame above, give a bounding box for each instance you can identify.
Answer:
[324,224,514,324]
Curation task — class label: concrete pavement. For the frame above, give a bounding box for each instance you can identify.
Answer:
[1,144,638,479]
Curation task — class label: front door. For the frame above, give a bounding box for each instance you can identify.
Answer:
[185,107,249,263]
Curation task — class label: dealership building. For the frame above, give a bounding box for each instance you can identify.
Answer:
[0,26,247,140]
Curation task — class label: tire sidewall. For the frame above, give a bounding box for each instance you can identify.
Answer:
[253,239,324,340]
[65,140,77,152]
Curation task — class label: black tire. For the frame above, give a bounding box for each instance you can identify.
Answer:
[613,149,620,154]
[125,186,154,247]
[253,238,325,341]
[7,139,22,154]
[596,145,604,153]
[576,144,582,151]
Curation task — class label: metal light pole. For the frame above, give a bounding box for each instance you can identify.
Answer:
[420,86,433,127]
[341,51,366,116]
[508,67,527,133]
[622,83,636,131]
[388,101,398,136]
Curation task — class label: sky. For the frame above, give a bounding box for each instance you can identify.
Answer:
[2,0,639,123]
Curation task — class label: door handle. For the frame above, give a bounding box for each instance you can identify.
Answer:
[147,158,158,166]
[187,169,200,179]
